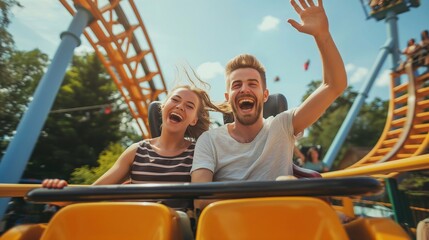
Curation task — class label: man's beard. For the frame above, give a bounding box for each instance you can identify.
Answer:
[231,100,263,126]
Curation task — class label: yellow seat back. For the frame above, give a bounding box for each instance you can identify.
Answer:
[344,217,410,240]
[0,224,46,240]
[196,197,349,240]
[40,202,182,240]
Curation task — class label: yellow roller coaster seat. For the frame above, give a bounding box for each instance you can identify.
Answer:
[39,202,182,240]
[0,224,46,240]
[344,217,410,240]
[196,197,349,240]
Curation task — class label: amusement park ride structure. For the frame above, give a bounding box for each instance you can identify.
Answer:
[60,0,168,137]
[0,0,429,238]
[323,0,422,168]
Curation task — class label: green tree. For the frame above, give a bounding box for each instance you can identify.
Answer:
[0,49,48,154]
[24,53,137,180]
[0,0,36,155]
[70,143,125,184]
[348,97,388,147]
[0,0,20,62]
[298,80,388,167]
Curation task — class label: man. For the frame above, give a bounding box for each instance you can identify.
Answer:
[191,0,347,208]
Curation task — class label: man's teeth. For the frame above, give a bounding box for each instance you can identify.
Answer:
[238,98,254,104]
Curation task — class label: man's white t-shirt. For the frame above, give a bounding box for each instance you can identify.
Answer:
[191,109,297,181]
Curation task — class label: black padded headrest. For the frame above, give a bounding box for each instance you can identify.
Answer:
[148,101,162,138]
[263,93,288,119]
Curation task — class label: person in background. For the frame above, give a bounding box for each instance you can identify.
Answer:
[293,145,306,166]
[397,38,421,72]
[302,146,329,173]
[419,30,429,67]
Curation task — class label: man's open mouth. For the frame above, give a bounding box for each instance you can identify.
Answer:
[238,97,255,110]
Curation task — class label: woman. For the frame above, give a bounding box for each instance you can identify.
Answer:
[42,84,225,197]
[42,84,226,238]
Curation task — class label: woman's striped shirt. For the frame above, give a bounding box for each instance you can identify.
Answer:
[130,140,195,183]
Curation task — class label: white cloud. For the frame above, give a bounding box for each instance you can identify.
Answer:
[196,62,224,80]
[257,16,280,31]
[349,67,369,84]
[346,63,391,87]
[345,63,356,73]
[375,69,391,87]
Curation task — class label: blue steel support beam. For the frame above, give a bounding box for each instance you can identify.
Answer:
[385,11,401,86]
[0,7,92,219]
[323,10,400,169]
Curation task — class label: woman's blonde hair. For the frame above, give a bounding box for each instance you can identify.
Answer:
[161,68,229,140]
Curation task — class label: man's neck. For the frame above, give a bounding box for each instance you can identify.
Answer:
[227,118,264,143]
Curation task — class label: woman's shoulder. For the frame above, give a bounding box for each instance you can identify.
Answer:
[127,139,152,152]
[138,138,154,146]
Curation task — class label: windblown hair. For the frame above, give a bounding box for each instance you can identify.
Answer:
[225,54,267,89]
[161,68,229,140]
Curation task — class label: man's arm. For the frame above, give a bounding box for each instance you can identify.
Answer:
[288,0,347,135]
[191,169,217,210]
[191,168,214,183]
[191,132,219,210]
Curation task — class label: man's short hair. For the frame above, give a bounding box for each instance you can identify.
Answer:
[225,54,267,89]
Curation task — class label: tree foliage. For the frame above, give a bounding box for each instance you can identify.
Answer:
[0,0,20,62]
[399,171,429,191]
[0,49,48,154]
[348,97,388,147]
[24,53,137,180]
[0,0,49,155]
[70,143,125,184]
[298,80,388,168]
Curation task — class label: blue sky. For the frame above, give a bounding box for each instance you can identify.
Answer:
[9,0,429,114]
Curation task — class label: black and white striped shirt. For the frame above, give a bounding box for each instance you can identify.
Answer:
[130,140,195,183]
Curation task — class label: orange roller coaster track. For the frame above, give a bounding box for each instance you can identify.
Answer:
[60,0,168,138]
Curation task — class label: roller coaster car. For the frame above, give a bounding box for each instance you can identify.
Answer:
[0,95,411,239]
[0,177,410,240]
